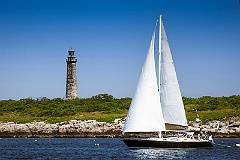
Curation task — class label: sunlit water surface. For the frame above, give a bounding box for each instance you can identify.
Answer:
[0,138,239,159]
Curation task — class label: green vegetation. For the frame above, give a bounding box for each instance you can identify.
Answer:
[0,94,239,124]
[0,94,130,123]
[183,95,240,123]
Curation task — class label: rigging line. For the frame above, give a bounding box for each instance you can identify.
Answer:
[151,18,158,38]
[155,19,159,32]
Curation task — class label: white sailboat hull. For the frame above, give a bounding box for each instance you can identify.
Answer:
[122,137,213,148]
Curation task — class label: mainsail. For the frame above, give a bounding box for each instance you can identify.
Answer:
[122,16,187,135]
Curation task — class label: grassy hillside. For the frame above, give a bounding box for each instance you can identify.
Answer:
[0,94,239,124]
[183,95,240,123]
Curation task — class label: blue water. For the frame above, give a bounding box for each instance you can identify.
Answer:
[0,138,239,159]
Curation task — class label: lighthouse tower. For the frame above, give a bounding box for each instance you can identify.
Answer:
[65,48,78,99]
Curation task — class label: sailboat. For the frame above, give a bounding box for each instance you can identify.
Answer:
[122,15,213,148]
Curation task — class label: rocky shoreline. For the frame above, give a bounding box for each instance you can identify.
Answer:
[0,119,239,138]
[0,120,123,138]
[188,118,240,138]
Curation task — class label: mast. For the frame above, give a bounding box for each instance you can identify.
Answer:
[158,15,163,137]
[158,15,162,93]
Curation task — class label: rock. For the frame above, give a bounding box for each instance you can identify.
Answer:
[229,129,235,133]
[229,122,240,127]
[59,124,71,133]
[219,128,229,134]
[15,124,30,133]
[113,118,122,124]
[1,118,240,138]
[192,123,200,128]
[42,124,58,133]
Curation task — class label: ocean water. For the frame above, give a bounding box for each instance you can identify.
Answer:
[0,138,239,159]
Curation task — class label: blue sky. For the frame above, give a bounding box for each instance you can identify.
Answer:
[0,0,239,100]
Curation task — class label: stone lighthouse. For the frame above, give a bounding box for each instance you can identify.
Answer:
[65,48,78,99]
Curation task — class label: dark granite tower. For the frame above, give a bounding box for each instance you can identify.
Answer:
[66,48,77,99]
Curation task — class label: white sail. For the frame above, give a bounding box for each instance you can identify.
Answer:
[123,16,187,135]
[159,19,188,128]
[122,31,166,134]
[121,16,212,149]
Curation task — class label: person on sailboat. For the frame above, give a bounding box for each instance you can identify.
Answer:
[198,133,201,140]
[209,135,214,143]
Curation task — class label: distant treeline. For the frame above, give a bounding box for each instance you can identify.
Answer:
[183,95,240,111]
[183,95,240,123]
[0,94,239,123]
[0,94,131,117]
